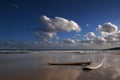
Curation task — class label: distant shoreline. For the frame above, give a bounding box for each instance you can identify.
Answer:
[0,47,120,51]
[105,47,120,50]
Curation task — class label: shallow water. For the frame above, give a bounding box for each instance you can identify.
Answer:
[0,50,120,80]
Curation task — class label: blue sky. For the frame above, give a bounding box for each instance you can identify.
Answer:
[0,0,120,49]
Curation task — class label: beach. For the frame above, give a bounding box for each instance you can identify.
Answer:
[0,50,120,80]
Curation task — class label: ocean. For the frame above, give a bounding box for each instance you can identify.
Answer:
[0,49,120,80]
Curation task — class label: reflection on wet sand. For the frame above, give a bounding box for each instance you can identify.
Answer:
[0,66,80,80]
[0,52,120,80]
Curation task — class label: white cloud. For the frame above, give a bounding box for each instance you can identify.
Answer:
[85,32,96,38]
[44,32,57,39]
[97,22,118,33]
[94,37,107,44]
[103,32,120,42]
[34,31,58,42]
[33,16,120,49]
[40,15,81,32]
[63,39,75,44]
[34,15,81,42]
[95,22,120,43]
[86,24,89,26]
[81,39,93,44]
[83,32,96,44]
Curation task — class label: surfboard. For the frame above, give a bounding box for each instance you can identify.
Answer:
[48,61,92,66]
[83,61,103,70]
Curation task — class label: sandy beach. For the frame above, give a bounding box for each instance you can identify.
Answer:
[0,50,120,80]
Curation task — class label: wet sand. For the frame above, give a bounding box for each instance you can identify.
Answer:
[0,51,120,80]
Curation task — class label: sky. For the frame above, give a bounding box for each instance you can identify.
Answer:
[0,0,120,49]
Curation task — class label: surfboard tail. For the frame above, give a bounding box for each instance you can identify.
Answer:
[83,61,104,70]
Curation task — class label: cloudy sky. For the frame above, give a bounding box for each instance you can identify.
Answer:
[0,0,120,49]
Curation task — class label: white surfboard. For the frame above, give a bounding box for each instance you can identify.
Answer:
[83,61,104,70]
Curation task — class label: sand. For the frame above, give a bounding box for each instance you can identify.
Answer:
[0,51,120,80]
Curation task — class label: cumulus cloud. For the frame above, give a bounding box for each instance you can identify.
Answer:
[103,32,120,42]
[34,31,58,42]
[63,39,75,44]
[97,22,118,33]
[34,15,81,42]
[94,37,107,44]
[82,36,107,44]
[81,39,93,44]
[82,32,96,44]
[96,22,120,43]
[114,32,120,40]
[40,15,81,32]
[93,22,120,43]
[85,32,96,39]
[33,15,120,49]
